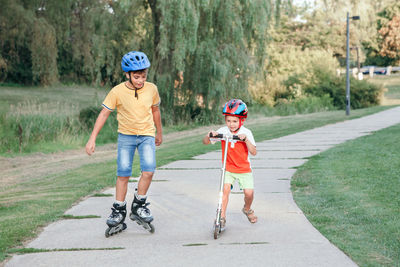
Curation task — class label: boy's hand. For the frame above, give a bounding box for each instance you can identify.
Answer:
[155,133,162,146]
[208,131,219,138]
[238,134,247,142]
[85,139,96,155]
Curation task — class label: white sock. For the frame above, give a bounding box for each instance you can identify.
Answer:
[114,200,126,207]
[135,191,146,201]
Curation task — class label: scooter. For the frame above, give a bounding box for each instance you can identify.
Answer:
[209,133,240,239]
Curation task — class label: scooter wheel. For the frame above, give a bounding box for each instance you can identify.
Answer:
[213,224,220,239]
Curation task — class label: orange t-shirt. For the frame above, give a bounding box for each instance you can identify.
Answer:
[217,126,256,173]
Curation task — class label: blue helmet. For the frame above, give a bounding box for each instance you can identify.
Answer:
[121,51,150,72]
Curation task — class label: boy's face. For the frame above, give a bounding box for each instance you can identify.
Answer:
[225,115,243,133]
[126,70,148,89]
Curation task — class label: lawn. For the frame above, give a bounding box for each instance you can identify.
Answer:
[368,74,400,105]
[292,123,400,267]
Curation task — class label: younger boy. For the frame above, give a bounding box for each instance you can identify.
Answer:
[86,51,162,231]
[203,99,257,229]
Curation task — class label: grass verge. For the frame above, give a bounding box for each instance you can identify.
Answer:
[0,105,395,262]
[292,123,400,267]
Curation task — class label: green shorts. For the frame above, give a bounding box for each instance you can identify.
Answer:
[224,171,254,189]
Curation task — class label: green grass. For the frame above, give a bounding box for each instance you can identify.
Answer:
[0,85,107,114]
[368,74,400,100]
[61,215,101,219]
[0,105,393,262]
[292,124,400,267]
[7,247,124,255]
[0,85,113,155]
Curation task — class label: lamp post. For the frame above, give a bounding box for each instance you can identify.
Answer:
[346,12,360,116]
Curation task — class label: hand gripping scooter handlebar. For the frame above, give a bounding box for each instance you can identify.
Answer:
[209,133,241,239]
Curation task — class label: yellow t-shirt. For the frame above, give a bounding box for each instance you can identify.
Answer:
[102,81,161,136]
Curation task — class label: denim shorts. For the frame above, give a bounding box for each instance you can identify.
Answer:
[117,133,156,177]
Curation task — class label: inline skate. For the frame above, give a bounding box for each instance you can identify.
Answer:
[129,194,155,233]
[105,202,127,237]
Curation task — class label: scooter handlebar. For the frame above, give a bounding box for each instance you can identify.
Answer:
[209,133,241,140]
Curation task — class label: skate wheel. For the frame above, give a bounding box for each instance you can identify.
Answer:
[149,223,155,233]
[105,227,111,238]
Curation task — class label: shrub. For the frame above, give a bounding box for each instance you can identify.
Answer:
[248,95,335,117]
[78,106,102,130]
[304,68,383,109]
[249,45,339,106]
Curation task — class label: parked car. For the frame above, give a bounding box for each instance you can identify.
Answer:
[360,66,386,75]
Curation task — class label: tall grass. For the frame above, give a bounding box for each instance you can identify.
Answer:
[0,81,386,156]
[0,86,338,156]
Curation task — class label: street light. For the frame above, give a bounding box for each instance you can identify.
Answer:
[346,12,360,116]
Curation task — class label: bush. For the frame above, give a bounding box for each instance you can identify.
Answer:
[304,68,383,109]
[249,46,340,106]
[248,95,335,117]
[78,106,102,130]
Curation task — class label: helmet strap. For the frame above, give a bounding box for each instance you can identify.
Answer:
[232,118,244,133]
[128,72,139,99]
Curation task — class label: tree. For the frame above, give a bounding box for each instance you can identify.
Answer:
[144,0,271,123]
[377,3,400,65]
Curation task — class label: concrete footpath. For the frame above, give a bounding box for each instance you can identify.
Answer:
[6,107,400,267]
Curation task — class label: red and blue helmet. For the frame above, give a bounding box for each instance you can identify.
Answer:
[222,99,248,118]
[121,51,150,72]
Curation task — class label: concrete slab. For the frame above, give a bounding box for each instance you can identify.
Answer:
[6,242,357,267]
[255,144,334,151]
[159,159,307,169]
[193,150,320,160]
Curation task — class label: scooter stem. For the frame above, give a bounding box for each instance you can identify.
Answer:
[216,135,231,225]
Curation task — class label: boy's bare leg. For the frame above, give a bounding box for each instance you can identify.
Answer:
[115,176,130,201]
[137,171,154,195]
[221,183,232,218]
[243,189,254,211]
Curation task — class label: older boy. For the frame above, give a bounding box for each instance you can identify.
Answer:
[86,51,162,234]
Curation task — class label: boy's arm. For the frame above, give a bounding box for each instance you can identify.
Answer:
[245,139,257,156]
[152,105,163,146]
[85,107,111,155]
[238,134,257,156]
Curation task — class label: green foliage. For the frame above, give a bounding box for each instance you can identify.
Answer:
[31,18,58,85]
[147,0,271,124]
[250,40,339,106]
[78,106,102,130]
[1,0,271,124]
[0,0,34,84]
[304,68,383,109]
[249,95,335,116]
